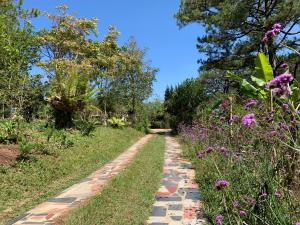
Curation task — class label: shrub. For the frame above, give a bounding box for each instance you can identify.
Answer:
[0,120,18,144]
[75,119,97,136]
[107,117,125,129]
[19,138,34,159]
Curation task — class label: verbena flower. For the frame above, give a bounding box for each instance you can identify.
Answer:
[280,63,289,69]
[239,210,247,217]
[229,115,239,123]
[215,214,224,225]
[215,180,230,189]
[259,192,267,199]
[245,99,258,108]
[233,200,240,208]
[242,113,256,126]
[197,152,205,159]
[219,147,230,157]
[206,146,214,153]
[263,23,282,42]
[266,73,293,89]
[282,103,289,112]
[274,192,281,198]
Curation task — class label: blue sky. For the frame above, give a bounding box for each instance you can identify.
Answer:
[23,0,205,100]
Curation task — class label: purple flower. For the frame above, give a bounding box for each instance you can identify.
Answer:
[268,130,277,137]
[280,63,289,69]
[215,180,230,189]
[282,103,289,111]
[278,122,291,131]
[263,23,282,42]
[219,147,230,157]
[266,73,293,89]
[239,210,247,217]
[233,200,240,208]
[245,99,258,108]
[215,214,224,225]
[259,192,268,199]
[206,147,214,154]
[229,115,239,123]
[242,113,256,126]
[197,152,205,159]
[296,223,300,225]
[274,192,281,198]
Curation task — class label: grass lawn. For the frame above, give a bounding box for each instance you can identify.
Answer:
[0,127,143,225]
[63,134,166,225]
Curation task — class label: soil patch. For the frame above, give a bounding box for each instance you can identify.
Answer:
[0,144,20,165]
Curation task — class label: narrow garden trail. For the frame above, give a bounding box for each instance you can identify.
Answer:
[146,135,204,225]
[7,134,154,225]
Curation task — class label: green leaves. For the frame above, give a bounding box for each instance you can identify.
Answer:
[255,53,274,82]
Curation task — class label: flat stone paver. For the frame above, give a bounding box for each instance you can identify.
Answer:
[146,135,205,225]
[8,134,154,225]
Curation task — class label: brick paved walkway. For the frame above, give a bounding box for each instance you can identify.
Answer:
[7,134,153,225]
[146,135,204,225]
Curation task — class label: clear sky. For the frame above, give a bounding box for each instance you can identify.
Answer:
[23,0,205,100]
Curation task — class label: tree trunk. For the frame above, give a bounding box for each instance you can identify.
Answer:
[53,109,73,129]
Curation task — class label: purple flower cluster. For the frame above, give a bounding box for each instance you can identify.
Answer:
[233,200,240,208]
[178,123,209,142]
[242,113,256,126]
[266,73,293,89]
[274,192,281,198]
[262,23,282,42]
[215,179,230,190]
[259,192,268,199]
[278,122,291,131]
[229,114,239,123]
[280,63,289,69]
[245,99,258,109]
[266,73,293,96]
[219,147,230,157]
[239,210,247,217]
[282,103,289,112]
[215,214,224,225]
[197,146,230,159]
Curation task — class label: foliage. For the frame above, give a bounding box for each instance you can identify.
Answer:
[97,38,158,125]
[0,120,18,144]
[164,77,208,128]
[37,6,123,128]
[179,96,300,224]
[18,138,34,159]
[75,119,97,136]
[107,117,125,129]
[176,0,300,72]
[0,0,41,118]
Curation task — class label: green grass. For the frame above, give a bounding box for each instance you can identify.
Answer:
[63,134,166,225]
[0,127,143,225]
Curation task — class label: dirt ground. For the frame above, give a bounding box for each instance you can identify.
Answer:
[0,144,19,165]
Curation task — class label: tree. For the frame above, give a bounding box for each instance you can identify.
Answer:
[108,38,158,125]
[176,0,300,71]
[38,6,121,128]
[0,0,40,118]
[164,77,206,128]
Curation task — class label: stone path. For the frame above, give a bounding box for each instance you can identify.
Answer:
[7,134,154,225]
[146,135,204,225]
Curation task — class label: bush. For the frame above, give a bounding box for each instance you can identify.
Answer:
[75,119,97,136]
[107,117,125,129]
[0,120,18,144]
[19,138,34,159]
